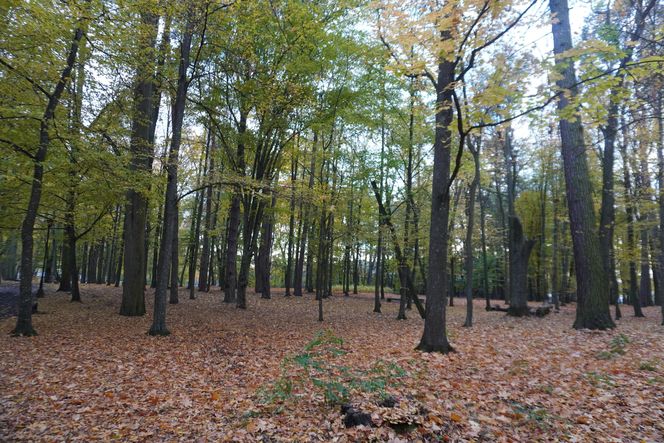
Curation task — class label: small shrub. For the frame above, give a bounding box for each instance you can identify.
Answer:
[596,333,630,360]
[260,330,408,408]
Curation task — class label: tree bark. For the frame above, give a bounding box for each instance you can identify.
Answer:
[506,216,536,316]
[149,12,194,336]
[120,11,159,317]
[417,54,455,353]
[549,0,614,329]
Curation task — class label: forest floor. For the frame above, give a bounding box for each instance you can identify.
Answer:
[1,284,663,442]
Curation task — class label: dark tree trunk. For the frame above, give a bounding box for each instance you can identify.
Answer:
[188,188,204,297]
[295,136,317,296]
[285,154,297,296]
[621,141,645,318]
[655,90,664,324]
[463,139,481,327]
[371,181,425,320]
[417,54,455,353]
[169,209,179,304]
[45,234,56,283]
[224,111,247,304]
[150,197,162,288]
[198,138,214,292]
[149,14,193,336]
[120,11,159,317]
[58,239,72,291]
[66,222,81,303]
[114,237,123,287]
[507,216,536,316]
[36,221,52,298]
[14,20,85,336]
[106,206,121,285]
[549,0,614,329]
[479,188,490,310]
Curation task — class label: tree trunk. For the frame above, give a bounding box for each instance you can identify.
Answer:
[549,0,614,329]
[507,216,536,316]
[285,154,297,296]
[169,209,179,304]
[655,89,664,324]
[464,139,481,327]
[417,55,455,353]
[14,18,85,336]
[198,138,214,292]
[120,11,159,317]
[224,110,247,303]
[149,14,193,336]
[621,140,645,318]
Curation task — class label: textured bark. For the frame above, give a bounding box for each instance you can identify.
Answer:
[417,54,455,353]
[655,90,664,324]
[120,11,159,317]
[550,0,614,329]
[506,217,535,317]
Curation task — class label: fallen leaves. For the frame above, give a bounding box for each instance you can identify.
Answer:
[0,283,663,442]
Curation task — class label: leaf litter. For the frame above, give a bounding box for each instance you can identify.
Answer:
[1,284,663,441]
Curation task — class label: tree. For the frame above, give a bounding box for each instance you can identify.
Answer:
[549,0,615,330]
[3,3,89,336]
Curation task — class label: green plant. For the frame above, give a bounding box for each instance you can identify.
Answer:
[260,330,408,408]
[638,359,658,371]
[584,371,615,388]
[596,333,630,360]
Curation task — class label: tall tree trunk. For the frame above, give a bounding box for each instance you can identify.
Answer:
[14,17,85,336]
[120,11,159,317]
[149,13,194,335]
[417,54,455,353]
[464,139,481,326]
[621,141,645,318]
[655,89,664,324]
[295,136,317,296]
[549,0,614,329]
[224,110,247,303]
[285,154,297,296]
